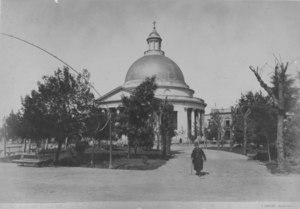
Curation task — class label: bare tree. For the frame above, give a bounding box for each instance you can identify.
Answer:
[249,62,288,171]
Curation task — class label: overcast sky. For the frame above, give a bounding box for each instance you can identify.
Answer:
[0,0,300,122]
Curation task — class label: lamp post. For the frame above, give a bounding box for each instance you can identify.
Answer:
[102,108,113,169]
[3,123,7,157]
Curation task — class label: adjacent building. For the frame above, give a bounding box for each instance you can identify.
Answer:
[204,108,232,141]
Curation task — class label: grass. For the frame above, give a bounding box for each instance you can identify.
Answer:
[0,146,170,170]
[81,147,170,170]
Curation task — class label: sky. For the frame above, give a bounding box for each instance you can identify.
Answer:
[0,0,300,122]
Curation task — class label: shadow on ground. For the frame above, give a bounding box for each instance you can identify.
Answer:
[197,171,210,176]
[1,147,185,171]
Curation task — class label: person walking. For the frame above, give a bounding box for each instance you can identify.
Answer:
[191,142,206,176]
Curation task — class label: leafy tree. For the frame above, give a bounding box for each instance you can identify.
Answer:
[21,89,52,142]
[252,101,277,162]
[21,67,95,163]
[233,91,277,159]
[208,111,223,149]
[283,71,300,162]
[3,111,23,141]
[284,112,300,162]
[160,99,176,158]
[205,121,218,141]
[118,76,159,157]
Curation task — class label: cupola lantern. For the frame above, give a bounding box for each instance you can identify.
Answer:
[144,21,164,55]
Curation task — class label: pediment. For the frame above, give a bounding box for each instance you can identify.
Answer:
[97,86,132,103]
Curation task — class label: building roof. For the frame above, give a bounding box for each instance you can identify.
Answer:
[123,24,188,89]
[124,54,188,88]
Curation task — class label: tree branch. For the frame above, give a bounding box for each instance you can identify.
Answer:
[249,65,279,107]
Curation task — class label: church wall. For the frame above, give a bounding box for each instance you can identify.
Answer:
[172,102,206,143]
[174,105,188,142]
[98,102,121,109]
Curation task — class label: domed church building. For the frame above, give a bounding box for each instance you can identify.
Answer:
[97,23,206,143]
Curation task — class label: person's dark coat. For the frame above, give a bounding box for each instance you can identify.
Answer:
[191,147,206,173]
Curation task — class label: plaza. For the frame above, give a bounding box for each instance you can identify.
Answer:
[0,145,299,208]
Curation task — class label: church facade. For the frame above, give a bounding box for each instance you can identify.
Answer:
[97,24,206,143]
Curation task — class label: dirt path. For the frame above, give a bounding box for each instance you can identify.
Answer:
[0,144,299,205]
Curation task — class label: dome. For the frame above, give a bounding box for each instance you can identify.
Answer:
[123,54,188,88]
[123,23,189,89]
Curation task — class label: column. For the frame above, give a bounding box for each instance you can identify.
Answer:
[200,110,204,135]
[195,109,200,137]
[194,109,199,137]
[192,109,196,137]
[187,108,191,140]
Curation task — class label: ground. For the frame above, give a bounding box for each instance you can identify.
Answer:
[0,144,299,208]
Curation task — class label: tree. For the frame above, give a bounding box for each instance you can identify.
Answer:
[209,111,223,149]
[252,100,277,162]
[118,76,159,157]
[205,121,218,142]
[21,67,95,163]
[283,71,300,162]
[3,111,23,141]
[233,91,277,160]
[249,61,298,171]
[160,99,176,158]
[236,92,255,155]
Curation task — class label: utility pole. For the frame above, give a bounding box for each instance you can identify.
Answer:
[109,117,112,169]
[3,124,7,157]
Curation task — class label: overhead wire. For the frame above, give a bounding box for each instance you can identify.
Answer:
[0,32,111,133]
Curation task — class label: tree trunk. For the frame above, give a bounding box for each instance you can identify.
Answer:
[127,143,130,158]
[156,133,160,150]
[243,118,248,155]
[277,113,285,171]
[166,135,171,156]
[65,137,68,151]
[217,128,221,150]
[134,144,138,155]
[55,138,63,163]
[28,139,31,153]
[3,135,7,157]
[229,132,234,152]
[23,139,27,153]
[45,138,48,150]
[276,73,286,171]
[267,136,271,163]
[162,135,166,158]
[90,139,95,166]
